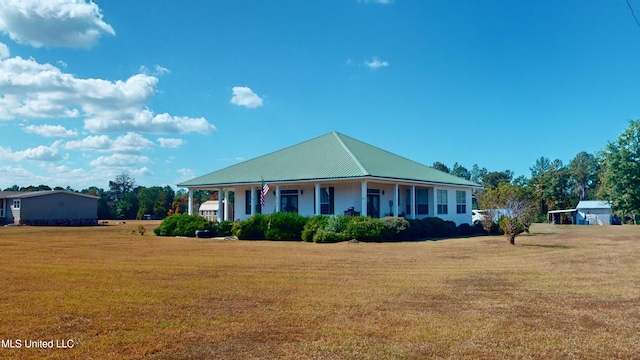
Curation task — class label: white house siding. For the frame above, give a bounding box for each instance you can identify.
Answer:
[232,182,472,225]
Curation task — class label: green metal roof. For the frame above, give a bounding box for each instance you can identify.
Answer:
[178,132,479,188]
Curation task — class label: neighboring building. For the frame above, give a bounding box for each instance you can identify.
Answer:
[576,200,611,225]
[547,200,612,225]
[0,190,99,226]
[178,132,480,225]
[198,200,219,221]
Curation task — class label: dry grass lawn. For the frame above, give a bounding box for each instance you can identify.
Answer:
[0,221,639,359]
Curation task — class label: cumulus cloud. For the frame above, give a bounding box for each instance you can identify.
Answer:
[64,135,111,151]
[0,0,115,48]
[230,86,264,108]
[157,138,185,148]
[64,133,154,153]
[23,124,77,137]
[0,42,8,59]
[364,57,389,69]
[0,53,216,134]
[0,141,63,162]
[89,153,150,167]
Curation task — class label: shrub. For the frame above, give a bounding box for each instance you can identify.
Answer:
[264,212,308,240]
[301,215,329,242]
[232,214,268,240]
[326,215,354,234]
[458,223,474,236]
[344,216,385,242]
[422,217,449,238]
[445,220,460,237]
[214,220,234,237]
[380,216,410,241]
[313,229,343,243]
[154,214,214,237]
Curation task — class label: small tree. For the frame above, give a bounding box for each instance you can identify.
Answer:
[481,183,535,245]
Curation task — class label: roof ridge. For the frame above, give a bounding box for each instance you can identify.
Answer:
[332,131,368,175]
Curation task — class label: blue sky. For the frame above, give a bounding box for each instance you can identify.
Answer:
[1,0,639,190]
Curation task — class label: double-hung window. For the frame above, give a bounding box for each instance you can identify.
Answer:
[319,187,334,215]
[437,190,448,215]
[416,189,429,215]
[456,191,467,214]
[12,199,20,209]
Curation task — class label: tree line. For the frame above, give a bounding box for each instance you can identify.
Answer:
[5,120,640,222]
[435,120,640,225]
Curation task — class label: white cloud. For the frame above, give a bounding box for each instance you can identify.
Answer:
[64,133,154,153]
[84,110,216,134]
[0,0,115,48]
[111,132,154,153]
[0,141,63,162]
[23,124,77,137]
[364,57,389,69]
[0,53,215,134]
[89,153,150,167]
[230,86,264,108]
[131,166,153,177]
[64,135,111,151]
[0,42,8,59]
[157,138,185,148]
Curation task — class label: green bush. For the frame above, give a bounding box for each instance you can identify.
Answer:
[301,215,329,242]
[380,216,410,241]
[232,214,268,240]
[422,217,448,237]
[214,220,234,237]
[326,215,354,234]
[312,229,344,243]
[344,216,385,242]
[264,212,308,240]
[154,214,214,237]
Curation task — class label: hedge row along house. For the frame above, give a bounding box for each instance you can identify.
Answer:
[0,190,99,226]
[178,132,480,225]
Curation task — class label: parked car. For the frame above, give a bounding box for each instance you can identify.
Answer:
[472,209,510,224]
[472,210,488,224]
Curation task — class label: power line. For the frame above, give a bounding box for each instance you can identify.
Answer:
[627,0,640,28]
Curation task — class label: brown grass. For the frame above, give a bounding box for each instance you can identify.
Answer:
[1,222,639,359]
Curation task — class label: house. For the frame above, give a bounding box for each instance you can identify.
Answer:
[198,200,219,221]
[178,131,480,225]
[0,190,99,226]
[547,200,612,225]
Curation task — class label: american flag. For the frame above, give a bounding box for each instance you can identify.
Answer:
[260,179,270,206]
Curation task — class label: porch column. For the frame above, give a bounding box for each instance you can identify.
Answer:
[315,183,321,215]
[218,188,224,221]
[275,186,281,212]
[223,191,230,221]
[411,185,416,219]
[188,188,194,215]
[394,184,399,217]
[361,180,368,217]
[250,186,256,216]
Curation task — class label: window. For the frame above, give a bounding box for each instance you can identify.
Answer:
[280,190,298,213]
[0,199,4,217]
[12,199,20,209]
[456,191,467,214]
[245,190,262,215]
[437,190,448,215]
[316,187,334,215]
[416,189,429,215]
[405,189,411,214]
